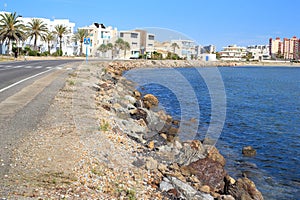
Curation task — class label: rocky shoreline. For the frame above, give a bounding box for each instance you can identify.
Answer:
[1,60,264,199]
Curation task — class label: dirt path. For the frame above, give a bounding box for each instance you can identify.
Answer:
[1,62,161,199]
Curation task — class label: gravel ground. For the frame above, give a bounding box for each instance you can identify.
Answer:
[1,62,163,199]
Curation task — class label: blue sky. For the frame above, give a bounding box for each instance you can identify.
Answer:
[2,0,300,50]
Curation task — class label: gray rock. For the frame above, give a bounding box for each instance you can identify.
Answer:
[168,176,214,200]
[145,157,158,170]
[160,178,174,192]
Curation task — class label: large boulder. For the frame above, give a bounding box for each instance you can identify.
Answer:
[142,94,159,109]
[228,177,264,200]
[183,157,227,192]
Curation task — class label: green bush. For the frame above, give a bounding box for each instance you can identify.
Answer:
[29,50,38,56]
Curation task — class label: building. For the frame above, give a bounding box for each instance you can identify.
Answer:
[219,45,247,61]
[247,45,270,61]
[282,36,300,60]
[78,23,118,57]
[119,29,155,59]
[170,39,197,60]
[269,37,283,59]
[0,11,76,55]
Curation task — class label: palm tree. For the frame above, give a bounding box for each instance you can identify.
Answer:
[43,31,55,54]
[114,38,124,58]
[0,12,25,54]
[98,43,107,58]
[171,42,179,54]
[73,28,87,56]
[26,18,48,51]
[123,41,130,58]
[106,43,114,59]
[54,24,68,55]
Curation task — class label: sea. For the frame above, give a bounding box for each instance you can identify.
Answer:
[124,66,300,200]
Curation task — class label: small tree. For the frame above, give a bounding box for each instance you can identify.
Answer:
[54,24,68,56]
[43,31,55,54]
[98,43,107,58]
[171,42,179,54]
[73,28,87,56]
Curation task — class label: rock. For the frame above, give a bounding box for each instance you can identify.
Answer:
[228,177,264,200]
[206,145,226,167]
[130,108,148,124]
[160,178,174,192]
[168,176,214,200]
[148,141,155,150]
[176,141,206,166]
[184,157,227,192]
[218,195,235,200]
[133,90,142,100]
[200,185,211,193]
[142,94,159,109]
[124,95,136,104]
[242,146,257,157]
[145,157,158,170]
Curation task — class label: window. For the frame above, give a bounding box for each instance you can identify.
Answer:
[120,33,124,37]
[148,35,154,40]
[131,33,138,38]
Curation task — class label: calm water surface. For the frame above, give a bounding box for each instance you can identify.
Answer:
[125,66,300,200]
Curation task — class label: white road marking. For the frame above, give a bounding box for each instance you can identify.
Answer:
[0,68,54,93]
[25,66,32,69]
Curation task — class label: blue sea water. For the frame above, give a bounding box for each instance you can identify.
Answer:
[124,66,300,200]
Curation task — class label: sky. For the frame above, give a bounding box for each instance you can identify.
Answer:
[2,0,300,50]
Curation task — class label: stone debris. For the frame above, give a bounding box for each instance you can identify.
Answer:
[0,60,263,200]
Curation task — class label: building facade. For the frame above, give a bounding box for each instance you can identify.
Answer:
[282,36,300,60]
[219,45,247,61]
[78,23,118,57]
[0,11,76,55]
[269,37,283,59]
[119,29,155,59]
[247,45,270,61]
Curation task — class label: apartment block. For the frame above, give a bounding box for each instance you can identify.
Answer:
[219,45,247,61]
[79,23,118,57]
[282,36,300,60]
[119,29,155,58]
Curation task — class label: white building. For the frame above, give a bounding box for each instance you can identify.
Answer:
[247,45,270,61]
[78,23,118,57]
[0,11,76,55]
[171,39,197,60]
[219,45,247,61]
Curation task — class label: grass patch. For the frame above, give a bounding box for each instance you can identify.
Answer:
[68,80,76,86]
[99,119,110,132]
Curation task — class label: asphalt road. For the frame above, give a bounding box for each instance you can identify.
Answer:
[0,59,83,182]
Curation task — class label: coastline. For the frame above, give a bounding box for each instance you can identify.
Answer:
[1,60,264,199]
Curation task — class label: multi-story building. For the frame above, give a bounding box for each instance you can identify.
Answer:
[0,11,75,55]
[170,39,196,60]
[247,45,270,61]
[78,23,118,57]
[219,45,247,61]
[282,36,300,60]
[269,37,283,59]
[119,29,155,59]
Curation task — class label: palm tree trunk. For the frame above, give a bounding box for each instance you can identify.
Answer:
[34,36,37,51]
[59,36,62,56]
[48,42,51,54]
[80,41,83,56]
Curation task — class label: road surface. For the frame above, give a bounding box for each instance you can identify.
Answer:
[0,59,83,181]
